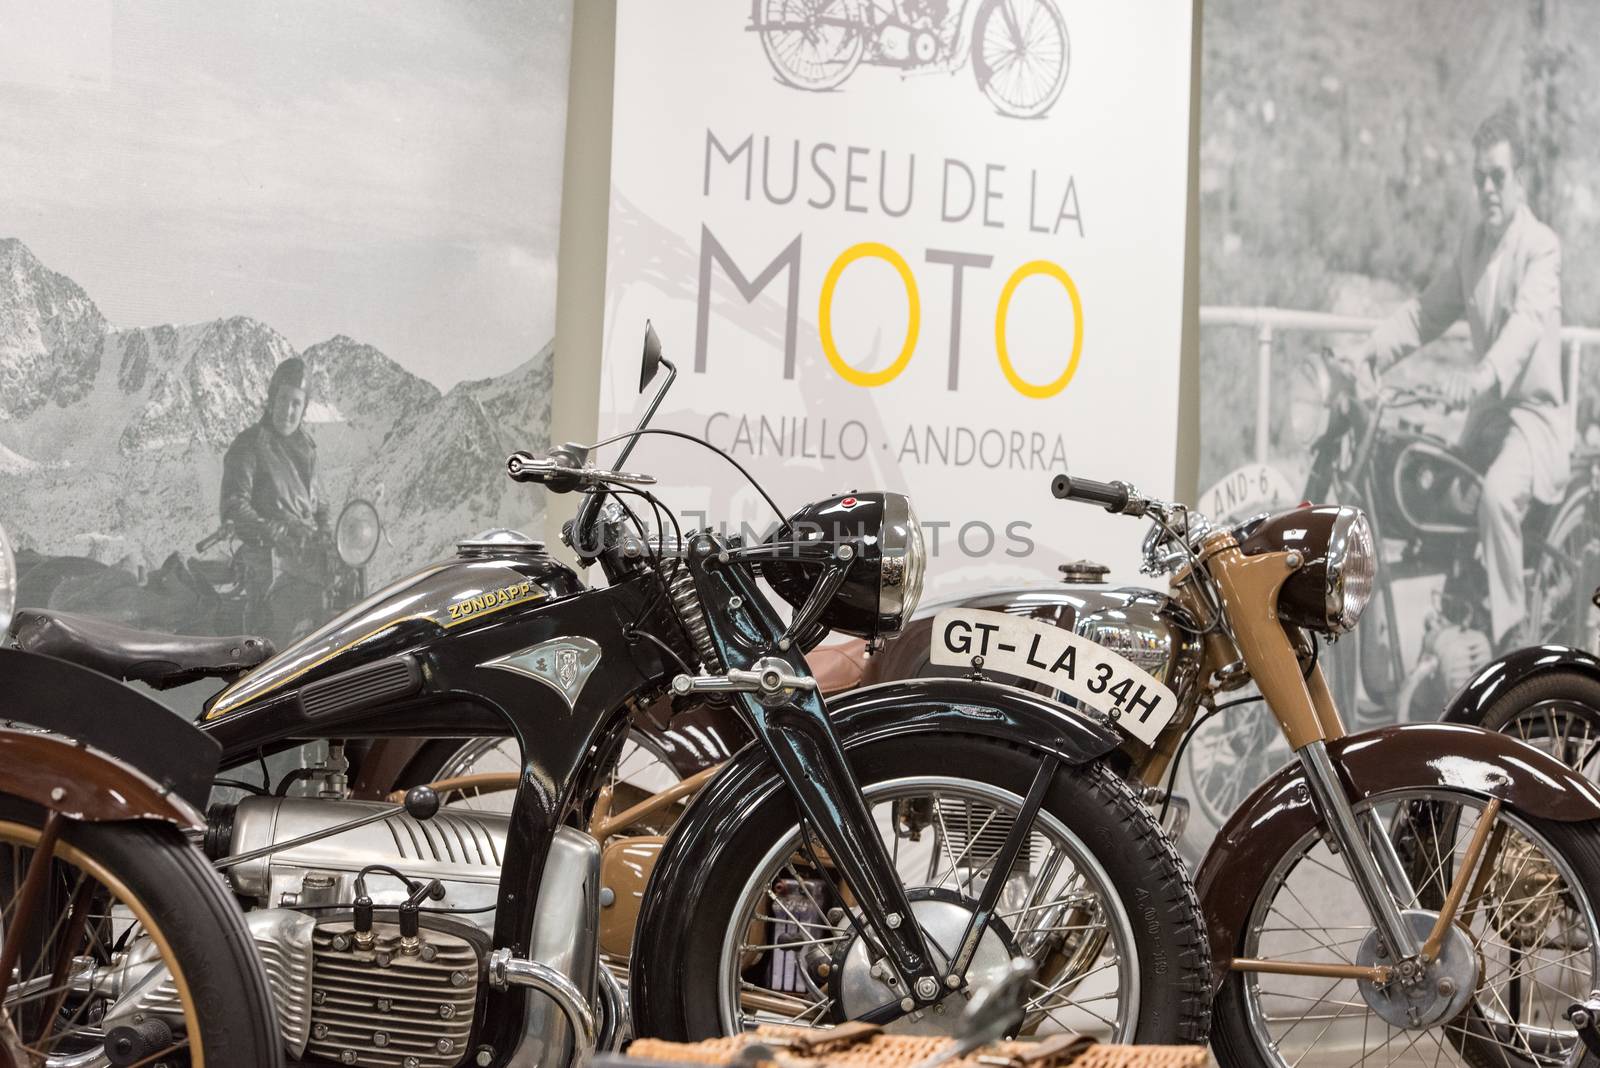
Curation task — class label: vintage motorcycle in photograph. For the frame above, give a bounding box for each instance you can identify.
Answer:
[13,496,383,655]
[3,325,1210,1067]
[749,0,1070,119]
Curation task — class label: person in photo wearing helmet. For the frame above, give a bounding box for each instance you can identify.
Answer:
[220,357,328,633]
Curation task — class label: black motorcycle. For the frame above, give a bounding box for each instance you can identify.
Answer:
[10,325,1208,1066]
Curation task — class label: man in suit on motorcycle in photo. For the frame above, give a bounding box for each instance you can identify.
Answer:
[220,357,327,634]
[1344,109,1568,649]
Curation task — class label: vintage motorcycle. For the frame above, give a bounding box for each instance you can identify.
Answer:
[1288,345,1597,720]
[12,497,381,653]
[941,474,1600,1068]
[749,0,1069,119]
[10,325,1209,1066]
[0,520,284,1066]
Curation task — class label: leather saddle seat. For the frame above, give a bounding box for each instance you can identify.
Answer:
[11,609,275,689]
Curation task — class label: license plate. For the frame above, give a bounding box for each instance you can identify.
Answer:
[928,608,1178,746]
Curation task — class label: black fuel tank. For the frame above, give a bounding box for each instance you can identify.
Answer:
[202,535,581,722]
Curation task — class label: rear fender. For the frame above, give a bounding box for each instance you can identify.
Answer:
[1194,722,1600,989]
[0,648,219,827]
[1442,645,1600,725]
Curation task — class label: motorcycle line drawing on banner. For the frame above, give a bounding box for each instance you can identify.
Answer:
[5,324,1214,1067]
[748,0,1070,119]
[13,496,383,655]
[0,527,287,1065]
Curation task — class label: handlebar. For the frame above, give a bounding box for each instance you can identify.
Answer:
[505,451,658,491]
[1050,475,1146,517]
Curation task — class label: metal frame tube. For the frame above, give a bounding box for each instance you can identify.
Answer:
[1298,741,1420,960]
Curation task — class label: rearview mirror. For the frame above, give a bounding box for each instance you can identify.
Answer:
[640,321,663,393]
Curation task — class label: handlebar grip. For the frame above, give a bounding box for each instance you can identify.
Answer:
[1051,475,1131,513]
[506,451,544,483]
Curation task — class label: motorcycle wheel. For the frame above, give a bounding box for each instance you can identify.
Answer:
[632,734,1210,1044]
[971,0,1071,118]
[1212,787,1600,1068]
[758,0,865,91]
[0,795,282,1067]
[1468,670,1600,784]
[1529,487,1600,647]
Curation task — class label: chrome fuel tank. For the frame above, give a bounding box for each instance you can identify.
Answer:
[203,535,581,723]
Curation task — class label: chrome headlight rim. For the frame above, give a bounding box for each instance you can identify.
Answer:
[877,492,925,635]
[335,498,381,569]
[1288,355,1333,448]
[1325,507,1375,633]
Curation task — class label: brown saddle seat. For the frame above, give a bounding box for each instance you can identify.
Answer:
[11,609,274,690]
[810,638,870,696]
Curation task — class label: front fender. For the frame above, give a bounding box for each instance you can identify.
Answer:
[1195,722,1600,989]
[825,677,1122,765]
[631,678,1121,1010]
[1443,644,1600,725]
[0,648,219,826]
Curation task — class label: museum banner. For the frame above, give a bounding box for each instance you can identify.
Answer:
[599,0,1193,595]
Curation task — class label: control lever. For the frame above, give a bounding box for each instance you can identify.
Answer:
[214,785,439,870]
[671,658,817,702]
[506,451,658,489]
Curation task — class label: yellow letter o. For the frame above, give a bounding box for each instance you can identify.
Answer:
[819,242,920,388]
[994,260,1084,399]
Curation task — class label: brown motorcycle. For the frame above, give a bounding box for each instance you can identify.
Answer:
[1004,475,1600,1068]
[0,521,283,1067]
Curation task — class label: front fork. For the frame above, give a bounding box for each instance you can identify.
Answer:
[1295,739,1503,973]
[738,692,1057,1015]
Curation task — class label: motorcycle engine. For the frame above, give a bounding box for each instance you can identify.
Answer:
[208,796,509,1067]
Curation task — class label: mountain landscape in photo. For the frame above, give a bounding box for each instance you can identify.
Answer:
[0,237,552,595]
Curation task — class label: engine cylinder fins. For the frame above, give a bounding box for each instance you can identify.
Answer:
[307,919,480,1068]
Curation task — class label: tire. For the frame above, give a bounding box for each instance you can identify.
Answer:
[1462,670,1600,778]
[0,796,282,1067]
[632,734,1210,1044]
[1211,788,1600,1068]
[971,0,1071,118]
[1530,487,1600,648]
[758,0,865,92]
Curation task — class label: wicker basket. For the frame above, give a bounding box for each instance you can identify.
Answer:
[610,1025,1209,1068]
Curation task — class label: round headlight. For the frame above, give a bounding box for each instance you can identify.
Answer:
[1287,355,1331,447]
[1327,508,1375,633]
[761,491,924,643]
[335,499,381,568]
[878,493,925,634]
[0,519,15,637]
[1237,504,1377,635]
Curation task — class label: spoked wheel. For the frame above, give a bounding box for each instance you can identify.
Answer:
[1213,787,1600,1068]
[1181,702,1288,832]
[971,0,1070,118]
[632,735,1210,1044]
[758,0,865,92]
[1529,488,1600,648]
[422,730,684,818]
[1480,677,1600,787]
[0,797,281,1067]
